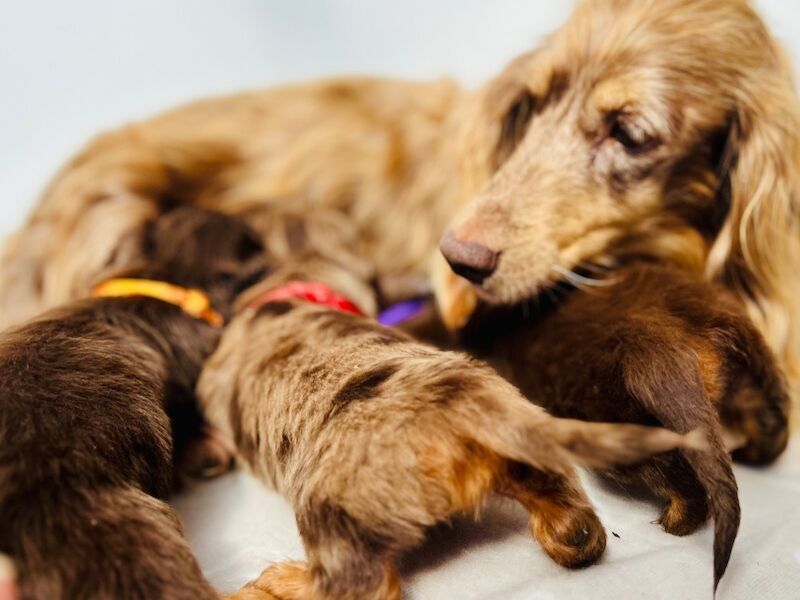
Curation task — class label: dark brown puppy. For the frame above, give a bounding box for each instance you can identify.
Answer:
[0,207,267,599]
[465,261,790,590]
[198,250,703,600]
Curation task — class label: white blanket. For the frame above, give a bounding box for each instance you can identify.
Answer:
[174,436,800,600]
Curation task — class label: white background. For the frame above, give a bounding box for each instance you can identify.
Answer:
[1,1,799,238]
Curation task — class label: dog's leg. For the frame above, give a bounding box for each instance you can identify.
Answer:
[497,462,606,568]
[231,558,401,600]
[609,453,709,537]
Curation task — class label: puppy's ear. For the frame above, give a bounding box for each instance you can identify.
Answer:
[456,51,537,196]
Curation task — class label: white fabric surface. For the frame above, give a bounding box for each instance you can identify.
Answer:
[174,436,800,600]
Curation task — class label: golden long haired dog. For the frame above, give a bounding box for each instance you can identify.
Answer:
[436,0,800,423]
[1,1,798,422]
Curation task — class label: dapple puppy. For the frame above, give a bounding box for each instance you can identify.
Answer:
[0,207,266,599]
[465,261,790,589]
[198,255,702,600]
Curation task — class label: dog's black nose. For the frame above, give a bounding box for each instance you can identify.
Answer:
[439,231,499,285]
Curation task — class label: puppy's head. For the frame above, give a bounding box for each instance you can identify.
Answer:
[102,206,268,318]
[438,0,800,332]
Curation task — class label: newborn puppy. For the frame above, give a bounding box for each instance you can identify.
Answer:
[198,255,702,600]
[0,206,267,599]
[465,261,791,590]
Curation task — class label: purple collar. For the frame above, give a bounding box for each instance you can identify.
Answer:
[377,299,427,327]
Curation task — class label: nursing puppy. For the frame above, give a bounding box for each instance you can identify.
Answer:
[465,262,790,589]
[0,207,266,599]
[198,256,702,600]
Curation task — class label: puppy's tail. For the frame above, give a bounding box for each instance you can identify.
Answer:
[625,353,741,593]
[546,418,708,469]
[463,384,706,471]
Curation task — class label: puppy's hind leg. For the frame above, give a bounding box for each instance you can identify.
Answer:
[608,452,709,537]
[497,462,606,569]
[462,388,697,569]
[233,500,402,600]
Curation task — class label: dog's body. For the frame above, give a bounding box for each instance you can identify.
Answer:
[198,252,704,600]
[3,2,799,428]
[0,78,464,329]
[465,261,791,587]
[0,207,267,599]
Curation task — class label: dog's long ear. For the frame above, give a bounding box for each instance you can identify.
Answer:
[456,51,537,199]
[706,41,800,421]
[436,52,536,329]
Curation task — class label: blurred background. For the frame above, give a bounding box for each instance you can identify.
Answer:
[1,0,798,239]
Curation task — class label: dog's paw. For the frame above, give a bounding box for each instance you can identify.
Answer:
[226,562,309,600]
[658,493,708,537]
[532,507,607,569]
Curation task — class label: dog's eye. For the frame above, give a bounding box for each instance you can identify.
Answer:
[610,118,657,154]
[496,90,537,167]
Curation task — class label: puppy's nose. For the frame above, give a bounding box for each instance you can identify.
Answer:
[439,231,499,285]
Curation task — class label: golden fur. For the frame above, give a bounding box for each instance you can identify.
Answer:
[0,1,797,424]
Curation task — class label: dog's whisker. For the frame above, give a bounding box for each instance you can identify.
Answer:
[575,260,616,275]
[552,266,618,289]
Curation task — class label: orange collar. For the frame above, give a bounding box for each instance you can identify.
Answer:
[93,278,224,327]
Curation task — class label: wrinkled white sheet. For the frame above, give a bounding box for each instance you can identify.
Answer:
[174,436,800,600]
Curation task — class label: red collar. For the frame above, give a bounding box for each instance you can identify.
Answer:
[247,281,365,316]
